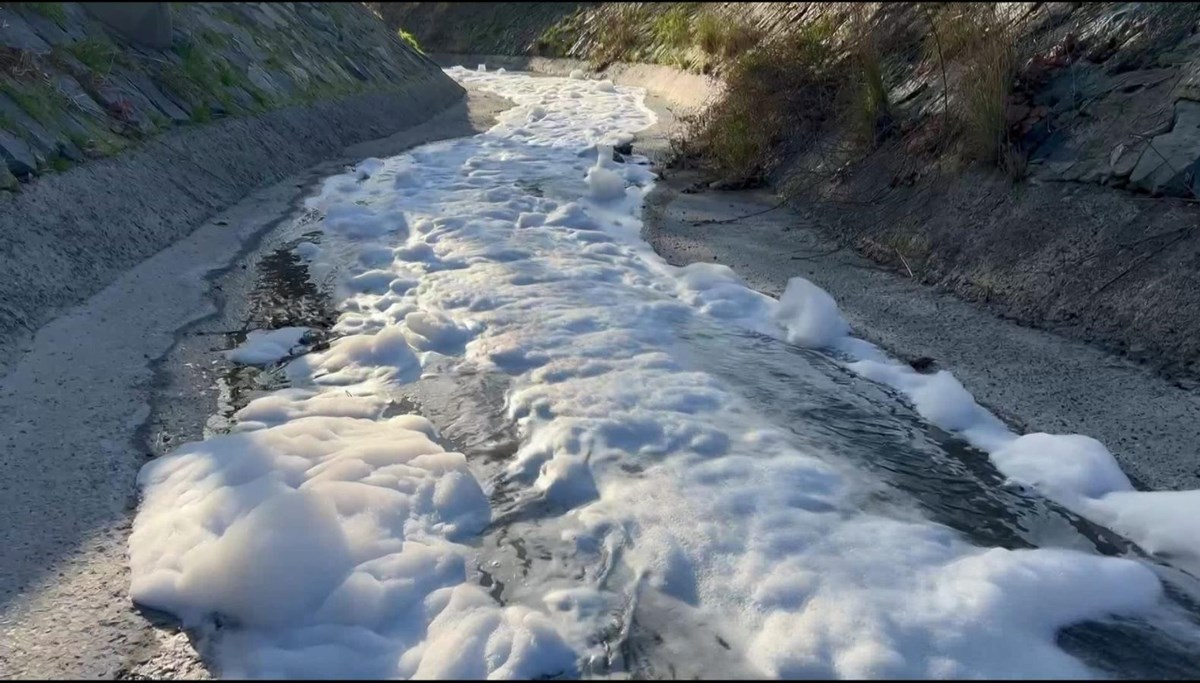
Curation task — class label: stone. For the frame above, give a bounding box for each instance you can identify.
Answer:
[1128,100,1200,196]
[246,64,281,98]
[1108,142,1142,178]
[82,3,173,50]
[0,94,72,158]
[0,129,38,176]
[53,75,107,119]
[0,161,17,190]
[0,11,52,53]
[223,85,258,112]
[122,70,189,123]
[1175,58,1200,102]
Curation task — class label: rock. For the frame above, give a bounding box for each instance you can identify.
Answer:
[0,94,76,160]
[1128,100,1200,196]
[82,3,173,50]
[122,70,190,123]
[0,162,18,190]
[1175,58,1200,102]
[93,74,158,134]
[52,75,107,119]
[1108,142,1141,178]
[246,64,281,98]
[0,12,52,53]
[0,129,38,176]
[614,141,633,156]
[223,85,258,112]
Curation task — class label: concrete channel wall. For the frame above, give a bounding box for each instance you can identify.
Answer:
[0,3,467,371]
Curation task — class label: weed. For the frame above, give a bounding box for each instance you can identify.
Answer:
[848,4,891,148]
[693,9,759,61]
[534,14,581,57]
[66,39,120,73]
[652,5,692,48]
[25,2,66,25]
[923,4,986,63]
[397,28,423,54]
[2,77,68,125]
[49,155,71,172]
[694,11,723,54]
[588,4,648,66]
[679,24,847,184]
[190,105,211,123]
[955,6,1023,170]
[200,29,231,50]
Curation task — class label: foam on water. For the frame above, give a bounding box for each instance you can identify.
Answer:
[129,67,1200,678]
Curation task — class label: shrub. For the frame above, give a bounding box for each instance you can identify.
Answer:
[694,9,760,60]
[955,6,1021,169]
[65,39,119,73]
[848,4,890,148]
[678,21,846,184]
[588,4,649,66]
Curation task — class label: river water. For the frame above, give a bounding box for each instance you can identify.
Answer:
[127,67,1200,679]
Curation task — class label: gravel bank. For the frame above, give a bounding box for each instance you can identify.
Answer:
[643,170,1200,494]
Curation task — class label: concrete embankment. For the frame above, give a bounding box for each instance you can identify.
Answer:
[0,1,466,375]
[0,76,464,376]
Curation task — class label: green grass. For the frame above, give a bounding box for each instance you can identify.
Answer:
[588,4,649,66]
[398,28,423,54]
[849,5,890,148]
[651,5,693,49]
[65,39,120,72]
[25,2,67,25]
[1,76,67,125]
[49,155,71,172]
[693,9,759,61]
[200,29,231,50]
[534,20,575,57]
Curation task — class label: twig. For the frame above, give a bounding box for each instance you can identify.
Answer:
[789,245,845,261]
[923,5,950,136]
[895,247,915,278]
[690,200,787,226]
[1094,229,1190,295]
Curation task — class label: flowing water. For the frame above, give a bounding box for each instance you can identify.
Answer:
[127,67,1200,679]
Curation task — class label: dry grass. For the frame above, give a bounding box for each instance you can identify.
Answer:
[588,4,649,66]
[675,18,845,184]
[694,9,760,60]
[956,6,1022,172]
[848,4,891,148]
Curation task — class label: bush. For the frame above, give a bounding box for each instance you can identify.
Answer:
[677,20,845,184]
[848,4,890,148]
[588,4,649,66]
[694,9,759,60]
[955,7,1021,169]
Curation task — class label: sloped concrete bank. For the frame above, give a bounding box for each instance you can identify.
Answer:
[0,74,464,375]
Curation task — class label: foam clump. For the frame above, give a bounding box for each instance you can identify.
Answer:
[225,327,309,365]
[772,277,849,348]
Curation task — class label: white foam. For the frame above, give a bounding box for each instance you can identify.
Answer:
[129,66,1195,680]
[224,327,309,365]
